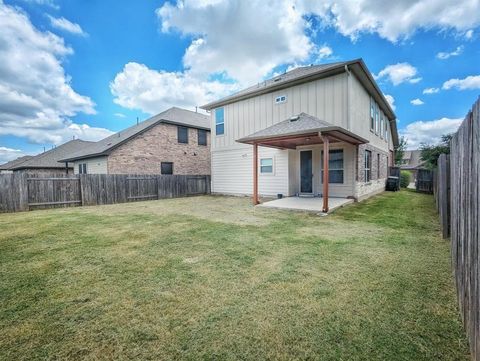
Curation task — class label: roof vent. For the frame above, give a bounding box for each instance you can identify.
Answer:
[274,77,282,82]
[290,115,300,122]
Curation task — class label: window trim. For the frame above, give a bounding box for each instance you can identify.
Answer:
[259,157,274,175]
[364,150,372,182]
[78,163,87,174]
[177,126,188,144]
[321,148,344,184]
[197,129,207,146]
[215,107,225,136]
[161,162,174,175]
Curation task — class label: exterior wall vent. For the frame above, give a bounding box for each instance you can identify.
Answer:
[290,115,299,122]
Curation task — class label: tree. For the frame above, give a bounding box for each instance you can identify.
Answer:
[419,134,453,169]
[394,136,407,165]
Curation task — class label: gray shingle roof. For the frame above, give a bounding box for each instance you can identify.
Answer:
[9,140,95,170]
[0,155,34,170]
[237,112,368,144]
[202,61,347,110]
[60,107,210,162]
[401,150,425,170]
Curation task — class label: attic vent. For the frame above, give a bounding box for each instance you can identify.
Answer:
[274,77,282,82]
[107,142,112,146]
[275,95,287,104]
[290,115,300,122]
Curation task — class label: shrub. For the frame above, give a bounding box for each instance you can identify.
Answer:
[400,171,411,188]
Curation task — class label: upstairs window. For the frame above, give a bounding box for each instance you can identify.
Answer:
[365,150,372,182]
[215,107,224,135]
[385,118,389,141]
[260,158,273,174]
[178,126,188,144]
[321,149,344,184]
[78,163,87,174]
[198,129,207,146]
[375,104,380,134]
[370,96,375,130]
[380,113,384,139]
[161,162,173,175]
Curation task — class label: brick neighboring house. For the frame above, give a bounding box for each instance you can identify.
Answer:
[0,140,94,175]
[60,107,210,175]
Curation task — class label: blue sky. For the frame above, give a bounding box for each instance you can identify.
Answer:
[0,0,479,163]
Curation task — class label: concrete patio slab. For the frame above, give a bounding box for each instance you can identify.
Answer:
[257,196,354,214]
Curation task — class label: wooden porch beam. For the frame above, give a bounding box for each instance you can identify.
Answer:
[253,143,259,205]
[322,135,329,213]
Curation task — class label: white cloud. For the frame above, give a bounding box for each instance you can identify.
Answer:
[47,15,87,36]
[20,0,59,10]
[465,29,474,39]
[110,62,238,114]
[436,45,464,59]
[442,75,480,90]
[317,45,333,59]
[0,147,25,164]
[401,117,463,149]
[0,2,112,146]
[157,0,314,85]
[375,63,421,85]
[114,113,126,118]
[410,98,424,105]
[384,94,396,111]
[423,87,440,94]
[300,0,480,42]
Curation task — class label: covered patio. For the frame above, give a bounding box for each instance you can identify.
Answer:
[237,113,368,213]
[258,196,354,213]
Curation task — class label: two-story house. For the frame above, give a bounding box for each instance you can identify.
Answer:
[60,107,210,175]
[201,59,399,212]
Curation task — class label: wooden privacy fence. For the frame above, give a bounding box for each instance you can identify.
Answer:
[0,174,210,213]
[433,154,450,239]
[415,168,434,194]
[449,97,480,360]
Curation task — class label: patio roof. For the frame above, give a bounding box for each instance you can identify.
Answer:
[236,113,369,149]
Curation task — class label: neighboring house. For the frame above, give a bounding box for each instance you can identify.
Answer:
[201,58,399,210]
[0,140,93,175]
[0,156,33,173]
[399,150,425,180]
[60,107,210,175]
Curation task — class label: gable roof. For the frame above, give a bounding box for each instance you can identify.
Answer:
[401,150,425,170]
[201,58,398,146]
[60,107,210,162]
[7,140,94,170]
[0,155,34,170]
[237,112,368,145]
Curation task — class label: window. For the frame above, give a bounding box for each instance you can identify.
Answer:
[198,129,207,146]
[321,149,344,184]
[275,95,287,104]
[260,158,273,174]
[385,118,389,141]
[375,104,379,134]
[370,96,375,130]
[380,113,384,139]
[178,126,188,144]
[215,107,224,135]
[161,162,173,175]
[78,163,87,174]
[377,153,381,179]
[364,150,372,182]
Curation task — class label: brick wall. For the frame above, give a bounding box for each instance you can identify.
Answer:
[107,123,211,175]
[355,144,389,200]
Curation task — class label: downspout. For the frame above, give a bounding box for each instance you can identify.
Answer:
[345,65,352,131]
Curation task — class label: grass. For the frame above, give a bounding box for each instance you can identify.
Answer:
[0,190,469,360]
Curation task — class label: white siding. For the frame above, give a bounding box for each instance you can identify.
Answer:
[73,156,108,174]
[211,145,289,196]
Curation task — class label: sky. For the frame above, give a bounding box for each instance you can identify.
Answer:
[0,0,479,163]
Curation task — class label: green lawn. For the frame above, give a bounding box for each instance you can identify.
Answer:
[0,191,469,360]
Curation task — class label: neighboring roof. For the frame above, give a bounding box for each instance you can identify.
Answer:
[60,107,210,162]
[401,150,425,170]
[8,140,94,170]
[237,112,368,145]
[201,58,399,146]
[0,155,34,170]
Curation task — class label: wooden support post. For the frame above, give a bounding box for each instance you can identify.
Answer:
[253,143,259,205]
[322,136,329,213]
